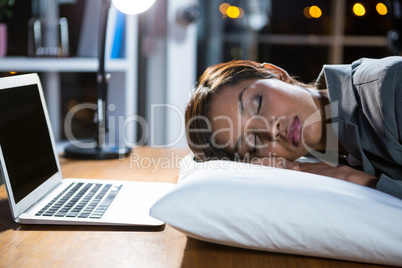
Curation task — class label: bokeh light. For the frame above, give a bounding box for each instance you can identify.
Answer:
[303,7,312,18]
[376,3,388,15]
[238,7,244,18]
[226,6,240,18]
[353,3,366,16]
[304,6,322,19]
[219,3,244,19]
[309,6,322,18]
[219,3,230,16]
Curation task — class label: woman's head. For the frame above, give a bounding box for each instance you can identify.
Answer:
[185,60,325,162]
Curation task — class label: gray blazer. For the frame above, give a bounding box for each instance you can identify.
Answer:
[316,56,402,199]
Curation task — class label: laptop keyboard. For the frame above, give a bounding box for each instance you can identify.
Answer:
[35,182,122,219]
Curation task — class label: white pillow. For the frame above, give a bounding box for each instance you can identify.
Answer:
[150,155,402,266]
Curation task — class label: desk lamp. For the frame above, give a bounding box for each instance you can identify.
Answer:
[64,0,156,159]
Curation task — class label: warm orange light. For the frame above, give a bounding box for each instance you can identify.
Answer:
[353,3,366,16]
[309,5,322,18]
[304,7,312,18]
[376,3,388,15]
[9,71,17,75]
[219,3,230,15]
[238,7,244,18]
[226,6,240,18]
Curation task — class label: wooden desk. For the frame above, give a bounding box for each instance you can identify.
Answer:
[0,147,389,268]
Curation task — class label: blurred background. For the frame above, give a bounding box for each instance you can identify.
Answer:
[0,0,401,149]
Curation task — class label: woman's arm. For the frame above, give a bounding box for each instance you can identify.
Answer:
[251,157,378,188]
[291,161,378,188]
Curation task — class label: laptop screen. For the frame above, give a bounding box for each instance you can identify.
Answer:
[0,84,58,203]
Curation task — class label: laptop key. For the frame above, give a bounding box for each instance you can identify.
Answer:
[89,214,103,219]
[66,212,79,217]
[54,212,68,217]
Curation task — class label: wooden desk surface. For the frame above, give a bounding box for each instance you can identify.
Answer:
[0,147,389,268]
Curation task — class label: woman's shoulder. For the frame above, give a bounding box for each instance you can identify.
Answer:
[352,56,402,85]
[315,56,402,89]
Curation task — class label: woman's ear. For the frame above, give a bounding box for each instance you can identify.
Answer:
[262,63,291,83]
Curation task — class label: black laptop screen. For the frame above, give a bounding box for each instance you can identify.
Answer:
[0,84,58,203]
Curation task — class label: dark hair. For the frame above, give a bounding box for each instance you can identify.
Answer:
[185,60,310,161]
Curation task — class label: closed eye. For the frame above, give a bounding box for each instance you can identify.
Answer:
[256,95,262,114]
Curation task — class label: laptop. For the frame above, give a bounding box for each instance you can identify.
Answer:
[0,73,175,226]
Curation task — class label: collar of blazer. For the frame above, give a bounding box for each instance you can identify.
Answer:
[318,63,376,174]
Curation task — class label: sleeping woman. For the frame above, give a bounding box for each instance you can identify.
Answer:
[185,56,402,200]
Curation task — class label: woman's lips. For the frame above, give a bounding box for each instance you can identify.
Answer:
[287,117,302,146]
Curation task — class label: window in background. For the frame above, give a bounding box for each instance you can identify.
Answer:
[197,0,398,83]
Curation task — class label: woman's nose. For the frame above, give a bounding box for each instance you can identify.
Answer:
[247,116,282,141]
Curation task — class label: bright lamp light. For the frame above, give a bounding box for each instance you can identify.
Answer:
[112,0,156,14]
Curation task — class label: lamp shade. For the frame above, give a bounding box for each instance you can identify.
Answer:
[112,0,156,14]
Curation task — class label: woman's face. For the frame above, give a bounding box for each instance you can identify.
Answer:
[208,78,324,161]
